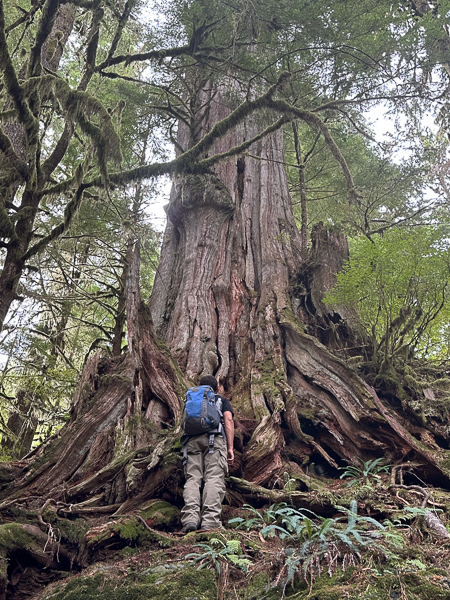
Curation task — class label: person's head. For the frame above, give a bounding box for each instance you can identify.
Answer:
[199,375,218,392]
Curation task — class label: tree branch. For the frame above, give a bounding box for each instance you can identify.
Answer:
[42,73,292,195]
[197,116,291,170]
[22,186,84,262]
[27,0,61,78]
[0,1,39,146]
[41,122,75,183]
[267,98,359,204]
[103,0,135,67]
[5,0,44,34]
[95,44,198,73]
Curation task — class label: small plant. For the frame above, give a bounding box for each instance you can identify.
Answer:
[406,558,426,571]
[230,500,402,589]
[186,537,252,575]
[228,502,288,531]
[338,458,390,487]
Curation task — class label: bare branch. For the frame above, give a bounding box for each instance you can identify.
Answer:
[267,98,359,204]
[22,187,84,262]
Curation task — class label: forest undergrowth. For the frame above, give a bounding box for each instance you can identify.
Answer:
[7,463,449,600]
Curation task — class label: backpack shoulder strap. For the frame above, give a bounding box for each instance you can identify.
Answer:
[214,394,223,416]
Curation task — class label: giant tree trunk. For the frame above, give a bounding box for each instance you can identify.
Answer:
[2,81,450,505]
[150,82,450,487]
[1,79,450,599]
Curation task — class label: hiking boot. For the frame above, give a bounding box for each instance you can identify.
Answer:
[199,523,222,531]
[181,522,197,533]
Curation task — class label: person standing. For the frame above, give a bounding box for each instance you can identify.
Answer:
[181,375,234,532]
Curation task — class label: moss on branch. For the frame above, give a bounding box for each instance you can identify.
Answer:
[27,0,61,78]
[0,3,39,162]
[41,72,291,195]
[38,71,357,212]
[197,115,290,170]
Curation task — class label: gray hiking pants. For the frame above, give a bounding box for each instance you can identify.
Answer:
[181,433,228,529]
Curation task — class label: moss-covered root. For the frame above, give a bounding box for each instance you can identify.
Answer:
[0,522,74,599]
[138,499,181,531]
[78,512,178,567]
[39,561,217,600]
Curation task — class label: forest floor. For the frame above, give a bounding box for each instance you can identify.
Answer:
[4,480,450,600]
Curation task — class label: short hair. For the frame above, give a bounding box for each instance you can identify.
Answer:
[199,375,218,392]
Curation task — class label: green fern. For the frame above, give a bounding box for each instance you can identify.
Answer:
[185,538,252,574]
[339,458,390,487]
[232,500,402,588]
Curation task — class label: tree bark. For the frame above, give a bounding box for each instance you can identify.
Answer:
[2,79,450,506]
[292,120,309,257]
[1,389,38,459]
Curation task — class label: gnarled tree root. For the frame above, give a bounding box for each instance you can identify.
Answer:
[0,522,74,600]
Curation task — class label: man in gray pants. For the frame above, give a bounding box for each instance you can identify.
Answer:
[181,376,234,533]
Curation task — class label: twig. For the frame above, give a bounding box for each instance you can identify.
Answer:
[135,515,176,541]
[388,484,432,508]
[37,498,57,524]
[390,463,424,486]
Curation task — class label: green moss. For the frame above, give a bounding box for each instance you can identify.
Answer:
[85,518,145,548]
[239,572,273,599]
[55,518,90,545]
[41,563,216,600]
[401,573,450,600]
[86,516,175,549]
[111,519,143,542]
[293,590,342,600]
[0,523,36,551]
[280,307,305,329]
[172,437,183,450]
[262,567,450,600]
[118,546,140,558]
[0,522,48,580]
[252,356,288,415]
[140,500,181,530]
[99,374,132,386]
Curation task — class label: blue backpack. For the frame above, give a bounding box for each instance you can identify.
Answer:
[182,385,223,436]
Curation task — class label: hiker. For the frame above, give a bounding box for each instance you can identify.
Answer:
[181,375,234,533]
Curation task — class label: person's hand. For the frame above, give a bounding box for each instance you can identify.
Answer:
[227,447,234,463]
